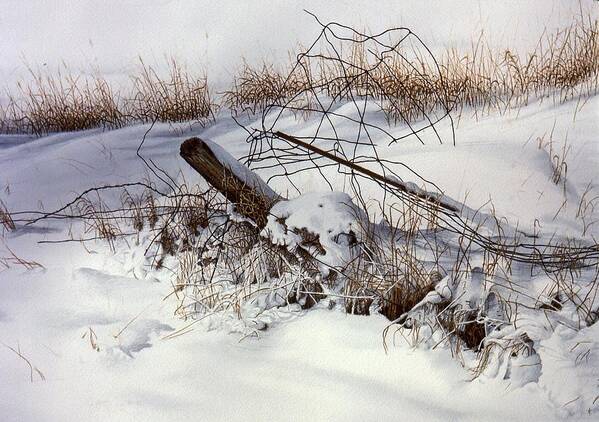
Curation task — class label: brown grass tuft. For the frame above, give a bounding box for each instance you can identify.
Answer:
[125,58,215,125]
[1,59,215,135]
[0,199,16,232]
[5,68,124,135]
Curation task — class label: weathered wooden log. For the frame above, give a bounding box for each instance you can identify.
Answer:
[180,137,280,228]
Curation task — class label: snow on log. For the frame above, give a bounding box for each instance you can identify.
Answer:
[181,137,362,277]
[262,191,364,275]
[180,137,281,227]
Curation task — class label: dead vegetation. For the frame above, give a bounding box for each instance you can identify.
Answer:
[0,241,44,271]
[222,61,313,117]
[33,167,597,363]
[3,69,124,135]
[1,60,215,135]
[577,183,599,237]
[126,59,215,125]
[1,18,596,135]
[0,199,16,232]
[1,342,46,383]
[224,17,598,122]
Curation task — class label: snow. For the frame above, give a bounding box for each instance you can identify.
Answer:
[1,2,599,420]
[1,92,598,419]
[201,136,280,201]
[538,322,599,416]
[1,1,597,92]
[0,261,566,422]
[264,191,364,272]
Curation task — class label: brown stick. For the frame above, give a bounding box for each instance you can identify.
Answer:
[274,131,459,213]
[180,137,279,228]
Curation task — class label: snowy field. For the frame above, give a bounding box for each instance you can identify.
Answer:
[1,2,599,421]
[1,95,597,421]
[1,0,596,91]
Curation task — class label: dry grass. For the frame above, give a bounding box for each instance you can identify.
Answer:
[4,68,124,135]
[0,241,44,270]
[222,61,312,116]
[577,183,599,237]
[1,19,596,135]
[1,60,215,135]
[354,17,596,121]
[1,342,46,382]
[125,58,215,125]
[0,199,16,232]
[343,203,438,318]
[25,157,597,386]
[472,332,537,378]
[536,130,571,191]
[88,179,596,361]
[74,194,125,252]
[223,18,598,122]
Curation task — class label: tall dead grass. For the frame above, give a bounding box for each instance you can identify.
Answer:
[224,18,598,121]
[2,60,215,135]
[126,59,215,124]
[1,19,596,135]
[4,69,124,135]
[222,61,313,116]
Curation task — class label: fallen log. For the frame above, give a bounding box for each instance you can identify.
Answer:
[179,136,383,315]
[180,137,330,309]
[180,137,280,228]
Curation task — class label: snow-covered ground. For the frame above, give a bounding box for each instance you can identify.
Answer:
[0,91,598,420]
[2,2,599,421]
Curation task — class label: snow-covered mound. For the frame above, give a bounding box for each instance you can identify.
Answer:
[264,191,364,273]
